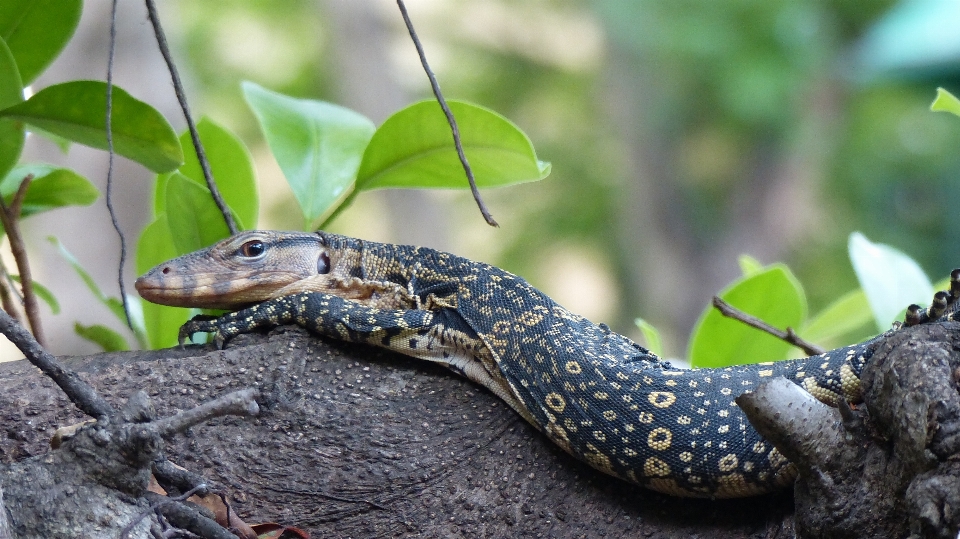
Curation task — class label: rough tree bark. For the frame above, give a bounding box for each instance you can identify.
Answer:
[1,321,959,538]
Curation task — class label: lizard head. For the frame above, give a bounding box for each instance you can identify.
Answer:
[135,230,338,310]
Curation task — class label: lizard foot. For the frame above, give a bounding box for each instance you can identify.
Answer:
[179,314,240,350]
[903,269,960,327]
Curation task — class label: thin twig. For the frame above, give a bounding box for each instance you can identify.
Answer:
[105,0,133,329]
[0,175,45,346]
[396,0,498,227]
[712,296,825,356]
[145,0,238,236]
[0,309,114,419]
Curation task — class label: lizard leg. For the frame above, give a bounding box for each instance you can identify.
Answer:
[178,291,534,422]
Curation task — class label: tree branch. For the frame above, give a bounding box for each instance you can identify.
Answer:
[0,174,45,346]
[712,295,825,355]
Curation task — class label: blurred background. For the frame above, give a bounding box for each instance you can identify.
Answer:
[6,0,960,360]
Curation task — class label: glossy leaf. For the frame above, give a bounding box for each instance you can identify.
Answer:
[634,318,663,358]
[0,81,182,172]
[848,232,932,331]
[155,117,257,229]
[243,81,374,227]
[931,87,960,118]
[689,264,806,368]
[0,0,81,84]
[137,216,193,349]
[0,35,24,181]
[74,322,129,352]
[164,173,232,255]
[1,164,98,219]
[356,100,551,191]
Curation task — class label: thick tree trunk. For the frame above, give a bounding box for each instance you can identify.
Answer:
[4,322,960,537]
[0,327,794,538]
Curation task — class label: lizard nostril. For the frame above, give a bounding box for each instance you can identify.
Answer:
[162,267,171,274]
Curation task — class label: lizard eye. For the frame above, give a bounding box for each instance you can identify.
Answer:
[239,240,265,258]
[317,252,330,274]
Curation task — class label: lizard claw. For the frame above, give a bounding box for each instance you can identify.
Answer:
[178,315,225,349]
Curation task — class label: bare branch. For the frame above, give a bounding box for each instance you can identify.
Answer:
[144,0,238,235]
[0,309,114,420]
[0,174,45,346]
[104,0,134,329]
[150,388,260,438]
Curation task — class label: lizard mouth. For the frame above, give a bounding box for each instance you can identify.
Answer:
[135,266,305,310]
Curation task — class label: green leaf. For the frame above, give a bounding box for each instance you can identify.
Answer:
[242,81,374,228]
[74,322,129,352]
[0,36,24,181]
[136,216,193,349]
[1,164,98,219]
[9,275,59,314]
[738,255,763,276]
[155,117,258,228]
[634,318,663,357]
[0,0,81,85]
[799,288,874,348]
[0,81,183,173]
[0,36,22,109]
[164,173,232,255]
[356,100,551,191]
[689,264,806,368]
[848,232,933,331]
[931,87,960,118]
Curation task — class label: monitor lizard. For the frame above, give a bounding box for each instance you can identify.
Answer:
[135,230,957,498]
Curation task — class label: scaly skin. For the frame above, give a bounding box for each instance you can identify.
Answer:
[137,230,919,498]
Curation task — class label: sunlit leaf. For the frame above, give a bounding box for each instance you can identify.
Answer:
[931,87,960,118]
[689,264,806,368]
[155,117,257,228]
[356,100,551,191]
[0,0,81,84]
[848,232,933,331]
[0,35,24,181]
[74,322,129,352]
[243,81,373,228]
[634,318,663,357]
[0,81,182,172]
